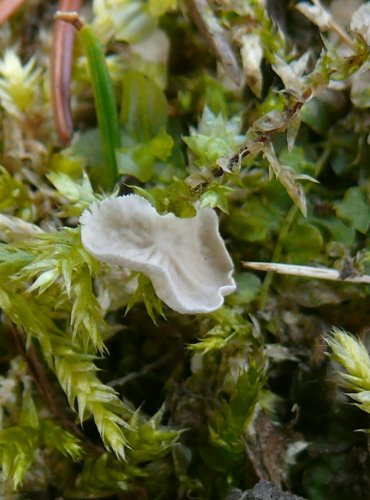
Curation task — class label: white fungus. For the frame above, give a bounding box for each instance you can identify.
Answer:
[80,195,236,314]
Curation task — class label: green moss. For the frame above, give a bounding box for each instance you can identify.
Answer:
[0,0,369,497]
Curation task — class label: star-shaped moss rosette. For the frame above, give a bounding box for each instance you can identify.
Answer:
[80,194,236,314]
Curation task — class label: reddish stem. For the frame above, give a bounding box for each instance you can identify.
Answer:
[0,0,27,26]
[10,325,104,457]
[51,0,83,145]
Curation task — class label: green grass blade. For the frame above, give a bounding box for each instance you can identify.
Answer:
[79,25,120,191]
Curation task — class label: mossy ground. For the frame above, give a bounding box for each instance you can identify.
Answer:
[0,1,369,499]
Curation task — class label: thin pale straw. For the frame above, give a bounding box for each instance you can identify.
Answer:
[242,262,370,284]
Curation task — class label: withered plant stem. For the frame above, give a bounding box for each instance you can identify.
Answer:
[0,0,27,26]
[10,325,104,457]
[51,1,84,145]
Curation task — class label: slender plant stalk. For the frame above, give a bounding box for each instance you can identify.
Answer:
[257,148,331,308]
[186,0,241,85]
[0,0,26,26]
[10,326,104,457]
[109,352,172,388]
[243,262,370,284]
[51,0,84,145]
[55,11,120,190]
[79,24,121,190]
[310,0,356,50]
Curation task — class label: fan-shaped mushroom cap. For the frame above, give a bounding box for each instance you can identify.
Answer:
[80,195,236,314]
